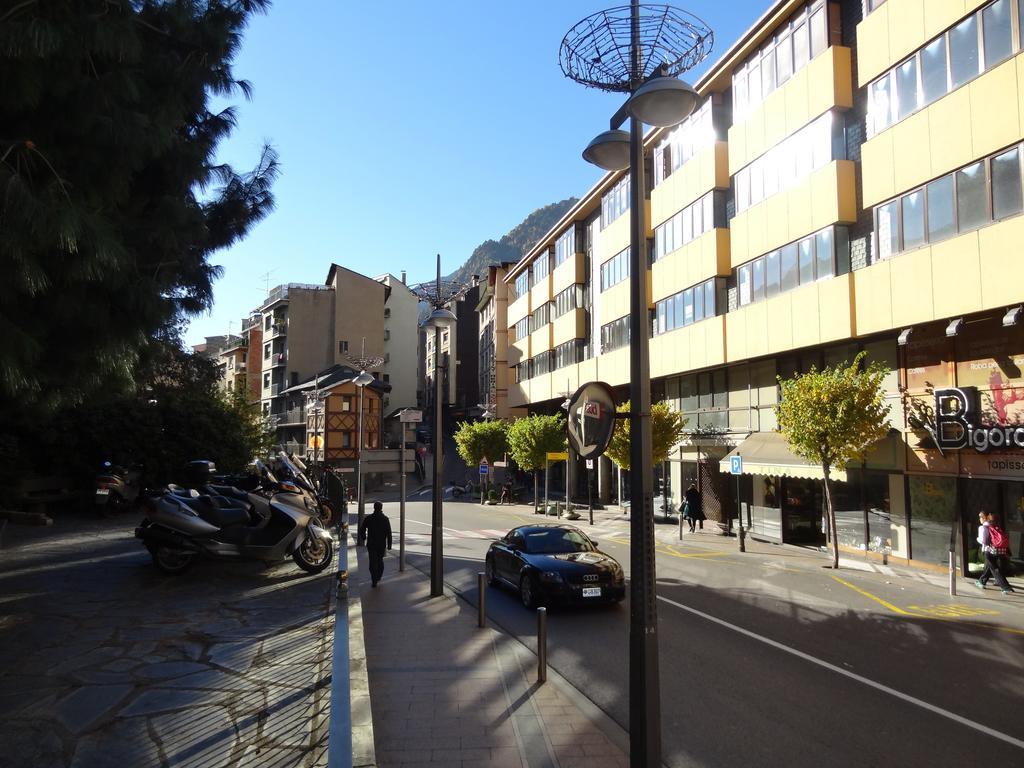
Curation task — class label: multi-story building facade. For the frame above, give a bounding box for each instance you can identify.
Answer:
[424,281,482,427]
[505,0,1024,577]
[477,263,527,421]
[375,272,420,416]
[218,337,249,397]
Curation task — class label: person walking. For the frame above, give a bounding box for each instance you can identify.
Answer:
[360,500,393,587]
[683,482,705,533]
[499,478,513,505]
[975,510,1014,594]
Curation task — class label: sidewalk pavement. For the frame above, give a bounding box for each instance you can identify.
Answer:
[349,534,628,768]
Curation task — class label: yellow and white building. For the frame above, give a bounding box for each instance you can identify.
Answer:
[504,0,1024,576]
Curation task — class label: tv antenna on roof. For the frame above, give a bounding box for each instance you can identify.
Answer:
[257,269,278,296]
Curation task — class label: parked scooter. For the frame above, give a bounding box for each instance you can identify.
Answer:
[270,451,338,526]
[135,460,334,575]
[95,462,142,514]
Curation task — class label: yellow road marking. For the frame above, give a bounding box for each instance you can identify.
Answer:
[831,575,1024,635]
[831,575,914,615]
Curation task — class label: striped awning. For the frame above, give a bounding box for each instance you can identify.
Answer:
[718,431,846,482]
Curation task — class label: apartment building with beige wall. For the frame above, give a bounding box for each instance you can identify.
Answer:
[477,263,527,421]
[504,0,1024,577]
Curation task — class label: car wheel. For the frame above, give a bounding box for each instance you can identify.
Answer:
[519,573,539,609]
[485,556,498,587]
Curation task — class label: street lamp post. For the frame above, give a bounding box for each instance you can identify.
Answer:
[412,255,461,598]
[560,5,712,766]
[353,369,374,543]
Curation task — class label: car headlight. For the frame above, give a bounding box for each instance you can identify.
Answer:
[539,570,563,583]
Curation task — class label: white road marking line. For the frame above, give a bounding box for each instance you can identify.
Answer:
[657,594,1024,751]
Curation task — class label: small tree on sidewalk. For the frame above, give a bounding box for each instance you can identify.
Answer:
[606,400,688,470]
[507,414,566,512]
[775,352,890,569]
[453,420,509,498]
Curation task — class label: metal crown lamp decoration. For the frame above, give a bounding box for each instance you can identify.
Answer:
[412,255,463,597]
[560,4,712,766]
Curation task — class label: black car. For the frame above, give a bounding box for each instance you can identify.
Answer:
[485,524,626,609]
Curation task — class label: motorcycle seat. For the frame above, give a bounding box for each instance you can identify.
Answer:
[167,484,199,499]
[178,495,250,528]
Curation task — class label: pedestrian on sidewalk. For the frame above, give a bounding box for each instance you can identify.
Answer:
[684,482,705,532]
[359,501,392,587]
[975,510,1014,594]
[499,478,513,505]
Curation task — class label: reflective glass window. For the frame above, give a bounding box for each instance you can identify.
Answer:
[705,280,716,316]
[765,250,781,297]
[920,37,948,105]
[762,49,776,97]
[752,257,765,300]
[982,0,1013,67]
[901,190,925,250]
[991,146,1023,219]
[926,176,956,242]
[896,57,919,120]
[693,281,705,320]
[809,7,827,58]
[777,32,793,83]
[793,20,809,70]
[815,228,834,279]
[950,15,980,89]
[799,237,814,282]
[781,243,799,291]
[739,264,752,305]
[876,201,899,260]
[870,75,893,134]
[956,161,988,231]
[683,288,694,325]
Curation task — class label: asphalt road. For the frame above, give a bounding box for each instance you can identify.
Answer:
[387,498,1024,768]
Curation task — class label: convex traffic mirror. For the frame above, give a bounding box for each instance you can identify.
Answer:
[566,381,618,459]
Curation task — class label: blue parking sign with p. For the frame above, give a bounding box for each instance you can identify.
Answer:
[730,455,743,475]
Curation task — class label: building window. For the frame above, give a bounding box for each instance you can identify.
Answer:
[338,340,348,354]
[737,226,849,306]
[264,315,271,331]
[653,101,715,186]
[553,340,585,370]
[514,317,530,342]
[552,284,583,319]
[731,1,828,121]
[383,373,390,383]
[529,302,551,333]
[555,227,577,266]
[263,373,271,388]
[264,343,271,360]
[732,111,840,214]
[532,350,553,377]
[341,395,353,412]
[532,250,551,286]
[600,247,631,291]
[865,0,887,14]
[868,1,1019,136]
[514,271,530,298]
[873,143,1024,259]
[652,191,724,261]
[652,278,724,336]
[600,316,630,354]
[601,175,630,229]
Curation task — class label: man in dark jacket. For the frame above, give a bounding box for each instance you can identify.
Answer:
[359,501,392,587]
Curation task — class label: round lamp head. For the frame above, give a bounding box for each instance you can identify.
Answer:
[626,77,698,127]
[423,307,456,329]
[353,370,374,387]
[582,130,630,171]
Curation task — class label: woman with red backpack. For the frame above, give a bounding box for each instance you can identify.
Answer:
[975,511,1015,595]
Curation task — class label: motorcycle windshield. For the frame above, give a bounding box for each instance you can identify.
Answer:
[276,451,314,492]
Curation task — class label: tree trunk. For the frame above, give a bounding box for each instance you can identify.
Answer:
[822,463,839,569]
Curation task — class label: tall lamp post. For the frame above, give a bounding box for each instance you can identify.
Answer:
[560,5,712,766]
[348,340,384,544]
[412,255,462,597]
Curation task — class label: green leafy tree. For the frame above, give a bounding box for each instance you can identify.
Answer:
[454,420,509,497]
[0,0,278,413]
[775,352,890,569]
[606,401,688,470]
[507,414,566,512]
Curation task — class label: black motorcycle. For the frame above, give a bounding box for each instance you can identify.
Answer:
[135,460,334,575]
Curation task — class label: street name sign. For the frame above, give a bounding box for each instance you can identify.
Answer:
[399,409,423,423]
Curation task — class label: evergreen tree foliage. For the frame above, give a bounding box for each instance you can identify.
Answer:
[775,352,890,568]
[606,401,688,471]
[0,0,278,412]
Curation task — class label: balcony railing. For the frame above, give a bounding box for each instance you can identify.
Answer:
[271,352,287,366]
[280,408,306,425]
[270,383,282,396]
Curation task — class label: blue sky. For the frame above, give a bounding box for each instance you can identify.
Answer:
[187,0,767,345]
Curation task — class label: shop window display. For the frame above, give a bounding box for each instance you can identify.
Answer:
[908,475,958,567]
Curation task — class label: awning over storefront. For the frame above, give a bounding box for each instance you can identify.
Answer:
[718,431,846,482]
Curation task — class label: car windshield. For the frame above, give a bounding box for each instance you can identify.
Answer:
[522,529,595,555]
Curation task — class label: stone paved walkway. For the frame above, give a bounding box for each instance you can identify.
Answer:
[355,545,628,768]
[0,517,335,767]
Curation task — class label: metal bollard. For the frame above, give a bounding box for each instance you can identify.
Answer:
[478,572,486,628]
[536,607,547,683]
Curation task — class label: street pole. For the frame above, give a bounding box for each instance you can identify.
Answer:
[430,324,444,597]
[625,3,661,764]
[736,453,745,553]
[588,463,594,526]
[400,423,407,572]
[356,382,365,545]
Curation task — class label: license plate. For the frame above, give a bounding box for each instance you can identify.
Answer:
[582,587,601,598]
[95,489,110,501]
